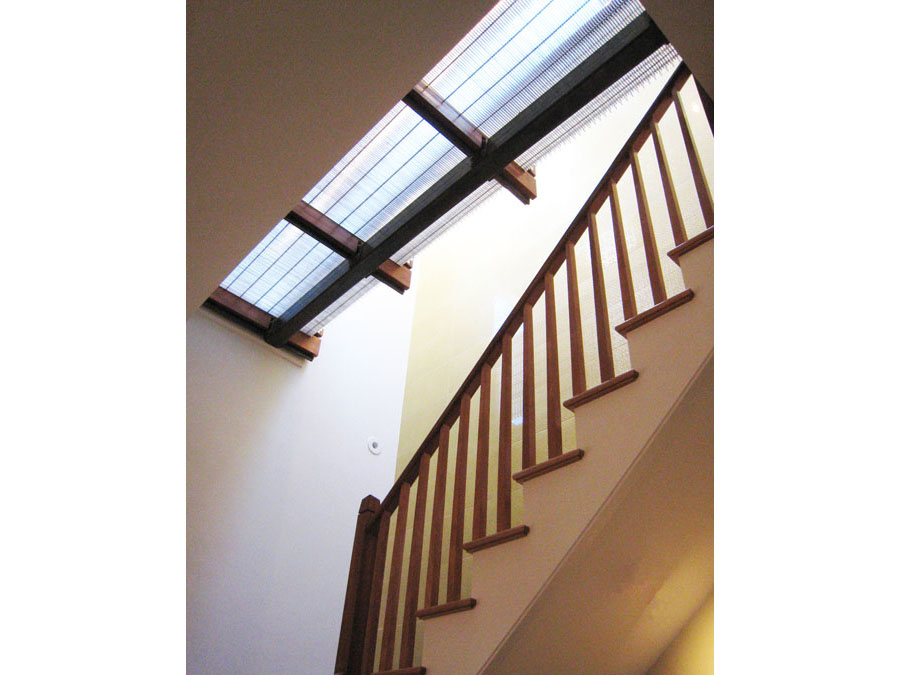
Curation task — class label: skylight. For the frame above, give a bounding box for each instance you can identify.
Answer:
[219,0,676,337]
[422,0,637,136]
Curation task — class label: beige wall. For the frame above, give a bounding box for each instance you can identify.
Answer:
[649,592,714,674]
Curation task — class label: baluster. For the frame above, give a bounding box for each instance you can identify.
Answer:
[447,394,470,602]
[544,272,563,458]
[631,147,667,305]
[424,425,450,608]
[379,482,410,671]
[565,239,586,395]
[650,120,688,246]
[587,211,615,381]
[610,180,637,320]
[497,333,513,532]
[673,82,714,228]
[522,303,536,470]
[472,363,492,540]
[399,453,430,667]
[362,513,390,674]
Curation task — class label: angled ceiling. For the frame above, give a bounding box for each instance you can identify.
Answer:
[641,0,712,96]
[187,0,496,317]
[186,0,712,319]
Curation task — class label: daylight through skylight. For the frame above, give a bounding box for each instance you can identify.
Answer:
[220,0,671,335]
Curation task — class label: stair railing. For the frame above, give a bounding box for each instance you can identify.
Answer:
[335,60,713,675]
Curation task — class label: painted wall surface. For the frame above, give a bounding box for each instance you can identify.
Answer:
[649,592,714,674]
[187,280,417,674]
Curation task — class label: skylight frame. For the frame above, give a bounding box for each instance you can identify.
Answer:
[217,0,675,346]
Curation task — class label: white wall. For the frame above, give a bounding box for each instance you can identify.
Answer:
[187,280,416,673]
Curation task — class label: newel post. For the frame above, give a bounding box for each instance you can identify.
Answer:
[334,494,380,675]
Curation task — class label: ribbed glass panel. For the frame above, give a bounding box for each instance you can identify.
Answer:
[218,0,672,334]
[256,245,342,317]
[423,0,643,136]
[221,221,347,316]
[392,46,679,266]
[221,220,292,292]
[333,50,679,327]
[220,102,465,319]
[303,102,409,208]
[304,103,466,241]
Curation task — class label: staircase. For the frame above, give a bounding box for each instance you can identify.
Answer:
[335,62,713,675]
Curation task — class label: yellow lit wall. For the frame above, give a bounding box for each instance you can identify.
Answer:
[648,592,714,674]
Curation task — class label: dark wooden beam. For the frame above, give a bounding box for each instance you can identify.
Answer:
[285,201,412,294]
[266,14,666,348]
[204,286,321,360]
[403,83,537,204]
[496,162,537,205]
[286,200,359,257]
[367,257,411,294]
[403,84,483,155]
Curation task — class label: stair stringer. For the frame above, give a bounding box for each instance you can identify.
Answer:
[418,239,713,674]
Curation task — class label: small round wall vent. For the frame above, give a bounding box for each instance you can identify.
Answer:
[367,437,381,455]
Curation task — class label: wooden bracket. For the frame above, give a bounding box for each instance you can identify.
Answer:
[204,286,321,360]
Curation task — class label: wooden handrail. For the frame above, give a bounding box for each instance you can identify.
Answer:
[340,59,714,674]
[373,61,693,519]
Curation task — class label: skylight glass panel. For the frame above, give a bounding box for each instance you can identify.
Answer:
[390,44,679,267]
[222,222,306,300]
[422,0,643,137]
[220,222,344,315]
[263,247,344,318]
[304,104,465,241]
[218,0,674,334]
[221,220,292,291]
[221,102,466,319]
